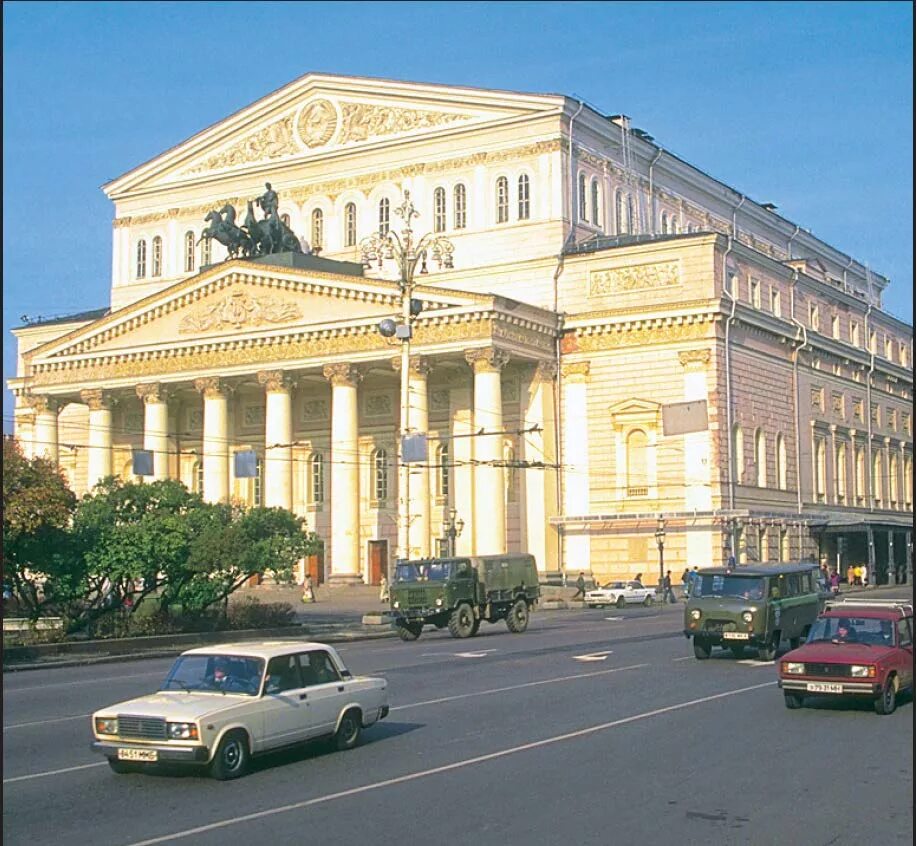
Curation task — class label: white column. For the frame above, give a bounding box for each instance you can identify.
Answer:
[466,348,508,555]
[81,389,113,489]
[562,362,591,573]
[195,377,230,503]
[137,383,170,480]
[396,356,431,558]
[449,378,475,556]
[259,370,294,510]
[29,395,59,464]
[678,350,713,566]
[524,362,559,574]
[324,363,362,584]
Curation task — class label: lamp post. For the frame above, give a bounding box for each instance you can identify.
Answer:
[655,515,666,593]
[444,507,465,558]
[361,192,455,572]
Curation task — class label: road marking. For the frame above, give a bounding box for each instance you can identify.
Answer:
[604,617,623,621]
[3,761,107,784]
[121,680,776,846]
[737,660,776,667]
[672,656,694,662]
[4,713,89,731]
[419,648,498,658]
[574,651,613,662]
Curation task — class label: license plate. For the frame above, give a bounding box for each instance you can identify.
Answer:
[806,682,843,693]
[723,632,749,640]
[117,748,158,762]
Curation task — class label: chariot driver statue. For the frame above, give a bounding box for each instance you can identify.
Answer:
[257,182,280,221]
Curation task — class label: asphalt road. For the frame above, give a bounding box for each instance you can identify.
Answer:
[4,592,913,846]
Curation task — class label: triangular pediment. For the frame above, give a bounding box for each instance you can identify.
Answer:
[106,74,564,194]
[609,398,662,417]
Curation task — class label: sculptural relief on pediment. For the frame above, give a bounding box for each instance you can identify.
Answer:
[337,102,470,144]
[178,290,302,334]
[588,261,680,297]
[185,114,299,174]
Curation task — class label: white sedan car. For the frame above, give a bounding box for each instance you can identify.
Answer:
[91,641,388,780]
[585,580,656,608]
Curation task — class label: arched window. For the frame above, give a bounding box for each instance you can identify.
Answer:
[615,190,627,235]
[661,212,668,234]
[905,456,914,507]
[372,448,388,503]
[311,209,324,251]
[518,174,530,220]
[626,429,648,495]
[889,454,899,505]
[855,446,866,502]
[199,234,211,266]
[436,443,450,500]
[732,424,744,484]
[453,184,467,229]
[193,461,204,494]
[780,528,790,561]
[872,452,883,507]
[136,240,147,278]
[578,173,588,221]
[281,213,291,228]
[151,236,162,277]
[310,453,324,504]
[590,178,600,228]
[344,202,357,247]
[776,433,788,490]
[815,438,826,502]
[835,443,847,502]
[505,443,517,503]
[378,198,390,236]
[755,429,767,487]
[495,177,509,224]
[184,231,195,272]
[670,215,679,234]
[433,187,446,233]
[627,194,636,233]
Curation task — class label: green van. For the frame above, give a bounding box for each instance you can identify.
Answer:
[684,563,828,661]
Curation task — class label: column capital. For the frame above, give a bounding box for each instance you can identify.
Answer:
[194,376,231,398]
[81,389,112,411]
[136,382,169,404]
[560,361,590,382]
[848,428,858,440]
[258,369,295,393]
[532,360,558,383]
[25,393,59,414]
[678,349,711,370]
[323,363,362,388]
[391,355,431,378]
[464,348,509,375]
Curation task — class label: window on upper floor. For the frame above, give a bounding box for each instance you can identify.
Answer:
[831,315,840,339]
[627,194,637,233]
[884,336,893,360]
[372,447,388,503]
[814,438,826,502]
[590,178,600,227]
[872,452,883,507]
[184,231,195,272]
[850,321,860,347]
[496,176,509,224]
[750,278,761,309]
[776,433,788,490]
[615,190,627,235]
[661,212,668,234]
[436,443,450,501]
[869,329,877,354]
[378,198,390,236]
[626,429,649,496]
[253,457,264,507]
[855,447,866,503]
[136,240,147,278]
[733,424,744,484]
[809,303,820,332]
[890,455,900,505]
[578,173,588,221]
[669,214,678,234]
[310,453,324,505]
[311,209,323,251]
[770,287,781,316]
[518,174,531,221]
[835,443,847,503]
[899,343,909,368]
[905,457,914,507]
[454,184,467,230]
[151,236,162,277]
[199,235,211,266]
[433,187,446,233]
[344,202,357,247]
[755,429,767,487]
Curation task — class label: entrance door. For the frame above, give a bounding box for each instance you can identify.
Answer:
[305,545,325,586]
[368,540,387,585]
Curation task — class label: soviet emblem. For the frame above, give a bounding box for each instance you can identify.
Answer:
[297,99,337,148]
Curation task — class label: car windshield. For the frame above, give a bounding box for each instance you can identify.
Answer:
[161,654,265,695]
[600,582,626,590]
[807,616,894,646]
[691,575,765,600]
[394,561,453,582]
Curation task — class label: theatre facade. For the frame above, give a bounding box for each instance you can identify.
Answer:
[9,74,915,585]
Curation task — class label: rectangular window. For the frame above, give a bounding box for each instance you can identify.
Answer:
[831,315,840,339]
[885,337,893,359]
[770,287,781,316]
[869,330,877,354]
[809,303,820,332]
[850,322,860,347]
[750,278,761,308]
[888,408,897,431]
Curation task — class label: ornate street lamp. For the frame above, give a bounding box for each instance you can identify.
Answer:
[361,192,455,572]
[655,515,666,592]
[444,507,465,558]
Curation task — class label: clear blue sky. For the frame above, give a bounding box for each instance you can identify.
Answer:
[3,1,913,433]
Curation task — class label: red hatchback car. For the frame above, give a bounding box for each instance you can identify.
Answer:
[777,599,914,714]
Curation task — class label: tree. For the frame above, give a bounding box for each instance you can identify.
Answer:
[2,437,78,619]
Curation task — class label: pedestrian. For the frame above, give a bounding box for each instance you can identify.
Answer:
[379,575,389,603]
[820,564,829,587]
[634,572,644,586]
[301,574,316,603]
[681,568,690,598]
[830,569,840,595]
[860,566,868,588]
[663,570,676,604]
[573,571,586,601]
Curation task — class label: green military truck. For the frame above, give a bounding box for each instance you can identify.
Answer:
[389,553,540,641]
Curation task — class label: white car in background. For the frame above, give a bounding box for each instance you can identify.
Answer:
[91,641,388,780]
[585,580,655,609]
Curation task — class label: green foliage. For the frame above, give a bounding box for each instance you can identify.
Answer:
[226,598,297,630]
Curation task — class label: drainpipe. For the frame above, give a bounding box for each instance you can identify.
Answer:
[648,147,662,236]
[789,269,807,519]
[842,257,854,294]
[787,224,800,260]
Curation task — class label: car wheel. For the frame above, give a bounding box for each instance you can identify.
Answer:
[210,730,250,780]
[757,634,779,662]
[729,645,745,659]
[616,596,626,609]
[643,595,653,607]
[784,692,805,710]
[448,603,476,638]
[874,677,897,716]
[693,637,711,659]
[335,709,363,751]
[107,758,136,775]
[505,599,529,633]
[469,617,481,636]
[396,622,422,641]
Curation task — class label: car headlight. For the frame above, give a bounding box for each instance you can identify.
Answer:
[167,722,199,740]
[393,600,399,609]
[689,609,701,620]
[95,717,118,735]
[781,662,805,674]
[741,611,753,623]
[849,665,876,678]
[435,597,443,607]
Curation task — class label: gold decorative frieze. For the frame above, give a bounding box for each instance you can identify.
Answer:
[297,99,337,148]
[179,291,302,333]
[560,362,590,381]
[589,261,679,297]
[492,322,555,352]
[185,114,298,174]
[338,102,469,144]
[25,394,58,414]
[568,319,714,353]
[678,349,711,369]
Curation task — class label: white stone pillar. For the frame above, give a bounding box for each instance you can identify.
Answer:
[394,356,431,558]
[81,389,113,489]
[195,377,230,503]
[449,378,475,556]
[258,370,294,511]
[324,363,362,584]
[29,395,59,464]
[466,348,508,555]
[678,350,713,566]
[561,362,591,573]
[524,361,559,573]
[136,383,170,480]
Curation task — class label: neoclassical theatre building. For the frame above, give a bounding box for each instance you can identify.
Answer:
[9,74,915,586]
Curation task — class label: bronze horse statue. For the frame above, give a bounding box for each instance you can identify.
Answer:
[200,204,251,259]
[242,201,303,256]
